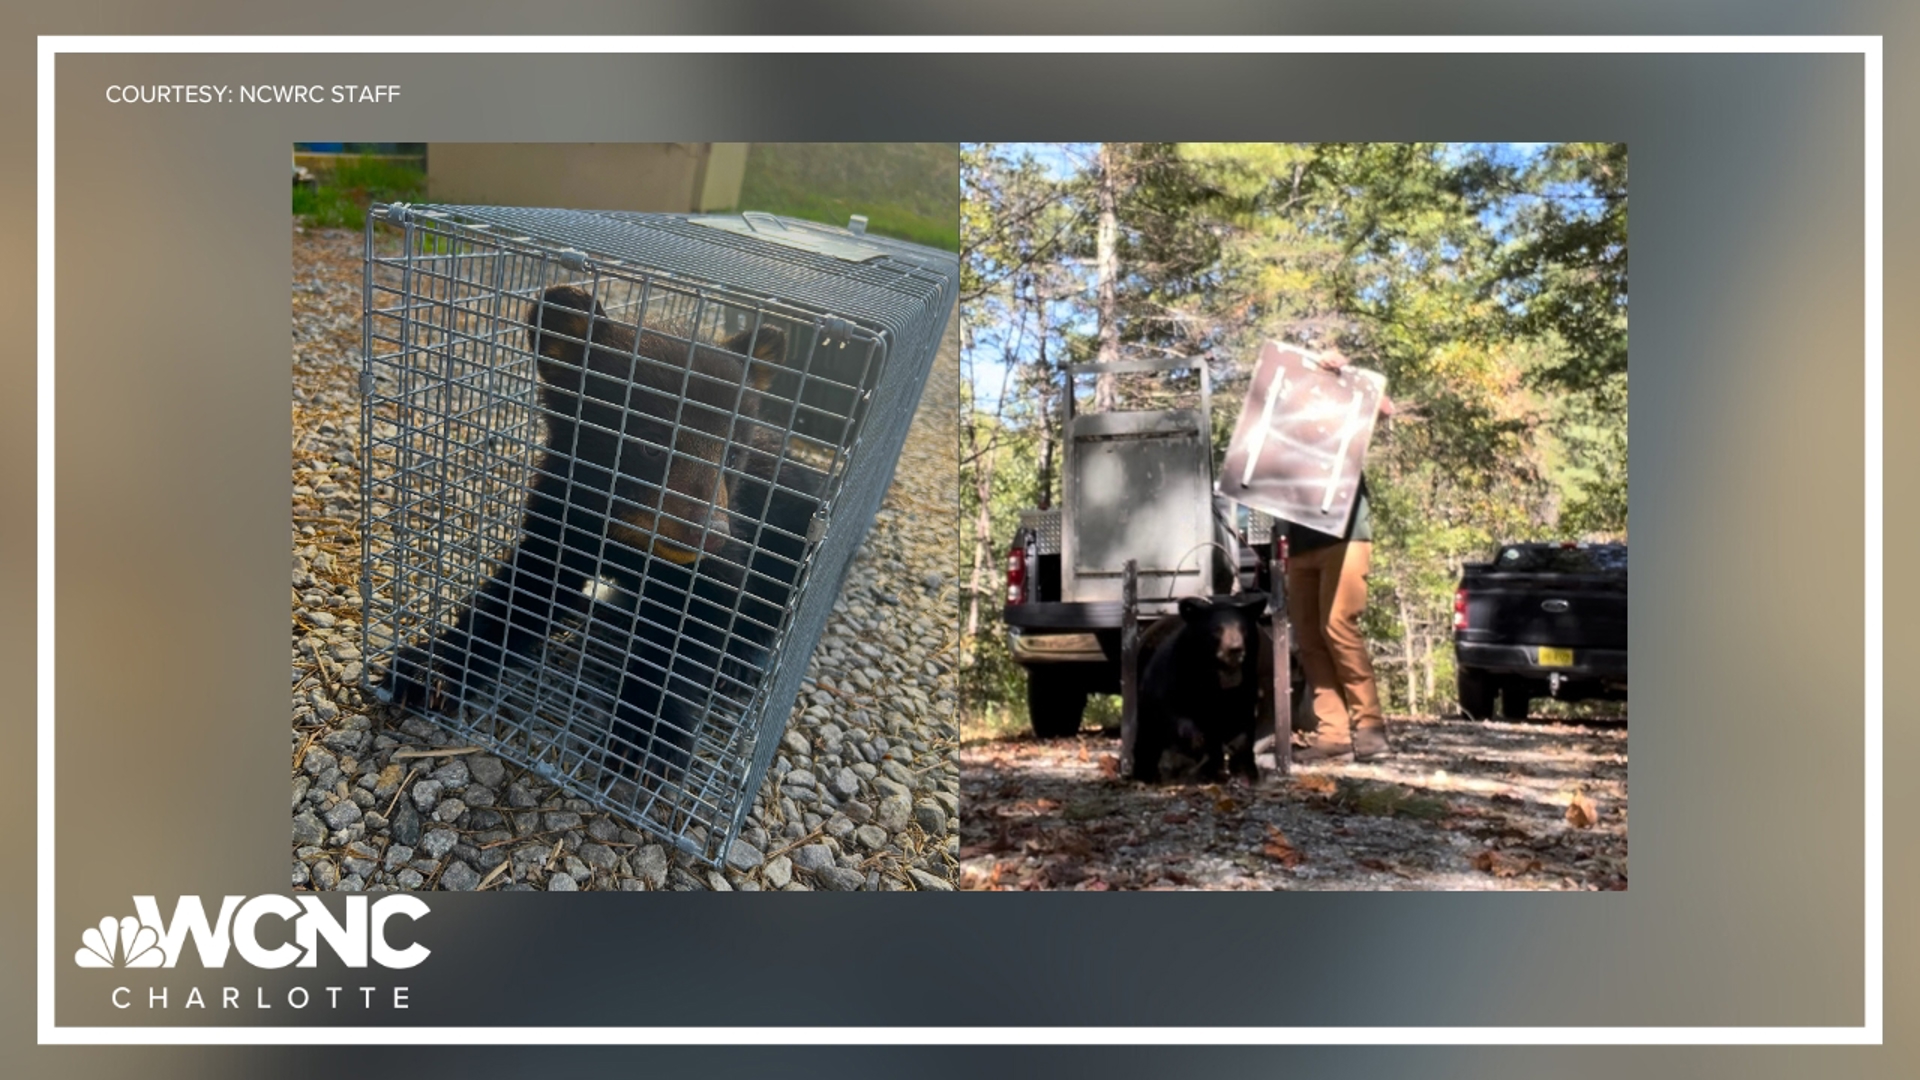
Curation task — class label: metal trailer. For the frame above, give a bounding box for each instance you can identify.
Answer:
[1002,352,1301,775]
[359,204,957,865]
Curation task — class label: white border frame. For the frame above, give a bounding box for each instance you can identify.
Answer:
[35,34,1883,1046]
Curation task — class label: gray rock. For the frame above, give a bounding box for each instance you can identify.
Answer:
[392,803,422,846]
[419,828,459,860]
[433,798,468,824]
[292,810,328,847]
[291,860,309,887]
[291,775,311,810]
[310,860,340,890]
[431,759,470,789]
[411,779,443,811]
[383,844,415,870]
[469,755,507,790]
[301,747,337,778]
[724,839,764,872]
[395,868,425,889]
[439,860,482,891]
[906,867,954,892]
[824,813,856,840]
[853,824,889,851]
[544,810,584,832]
[632,845,669,889]
[815,866,866,891]
[830,768,862,799]
[913,800,948,835]
[579,843,619,871]
[548,873,578,892]
[507,781,539,808]
[764,855,793,889]
[323,799,363,831]
[876,794,911,831]
[791,844,835,873]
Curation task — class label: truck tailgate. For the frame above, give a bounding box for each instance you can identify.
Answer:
[1457,571,1627,650]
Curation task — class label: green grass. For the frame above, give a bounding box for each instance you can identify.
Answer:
[293,154,426,230]
[736,143,959,252]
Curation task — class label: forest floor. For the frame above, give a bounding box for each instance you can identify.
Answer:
[958,712,1628,891]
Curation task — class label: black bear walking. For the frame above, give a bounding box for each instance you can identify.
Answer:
[1133,591,1269,784]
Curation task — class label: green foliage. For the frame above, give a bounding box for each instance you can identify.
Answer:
[293,154,426,230]
[738,143,960,251]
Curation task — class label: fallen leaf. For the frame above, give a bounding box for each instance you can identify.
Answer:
[1294,774,1338,796]
[1263,825,1304,867]
[1097,754,1121,777]
[1566,794,1599,829]
[1213,796,1240,814]
[1471,849,1541,878]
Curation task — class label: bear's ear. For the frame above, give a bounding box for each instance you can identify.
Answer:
[1231,591,1269,613]
[1178,596,1210,622]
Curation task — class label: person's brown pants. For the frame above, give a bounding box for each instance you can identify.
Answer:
[1286,540,1385,743]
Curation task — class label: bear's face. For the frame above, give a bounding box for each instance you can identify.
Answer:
[1176,592,1267,690]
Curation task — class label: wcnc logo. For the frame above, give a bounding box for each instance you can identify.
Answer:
[74,895,431,970]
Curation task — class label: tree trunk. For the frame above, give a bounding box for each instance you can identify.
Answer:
[1398,588,1420,717]
[966,446,997,642]
[1033,287,1056,509]
[1093,143,1121,413]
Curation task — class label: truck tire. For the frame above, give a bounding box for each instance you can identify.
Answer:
[1500,678,1544,720]
[1457,665,1497,720]
[1027,667,1089,738]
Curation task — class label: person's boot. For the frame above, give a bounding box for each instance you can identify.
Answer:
[1290,708,1354,763]
[1351,721,1391,762]
[1290,734,1351,763]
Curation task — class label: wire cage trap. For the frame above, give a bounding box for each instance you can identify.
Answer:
[359,203,958,865]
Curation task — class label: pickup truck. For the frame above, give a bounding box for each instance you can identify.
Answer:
[1453,542,1628,719]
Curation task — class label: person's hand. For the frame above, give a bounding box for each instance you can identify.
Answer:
[1313,348,1395,417]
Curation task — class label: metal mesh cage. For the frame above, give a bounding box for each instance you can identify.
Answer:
[359,203,957,864]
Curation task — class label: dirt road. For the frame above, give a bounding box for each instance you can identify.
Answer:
[958,713,1627,891]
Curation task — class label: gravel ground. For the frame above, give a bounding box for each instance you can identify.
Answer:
[290,224,960,892]
[960,713,1628,891]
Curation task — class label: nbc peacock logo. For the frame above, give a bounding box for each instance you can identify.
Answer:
[75,915,165,968]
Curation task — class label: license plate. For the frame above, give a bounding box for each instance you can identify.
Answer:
[1537,646,1575,667]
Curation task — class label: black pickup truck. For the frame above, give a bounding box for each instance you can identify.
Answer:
[1453,542,1628,720]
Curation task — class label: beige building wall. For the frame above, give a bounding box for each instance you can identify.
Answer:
[426,143,749,212]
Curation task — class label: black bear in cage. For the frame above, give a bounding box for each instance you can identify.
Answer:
[378,283,819,786]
